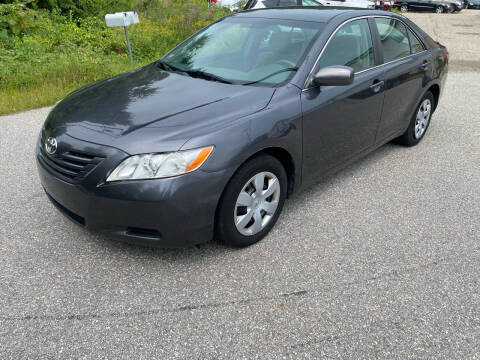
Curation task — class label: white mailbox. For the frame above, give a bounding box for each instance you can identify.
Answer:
[105,11,139,64]
[105,11,139,28]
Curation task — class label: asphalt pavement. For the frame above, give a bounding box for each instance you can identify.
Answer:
[0,70,479,358]
[405,10,480,72]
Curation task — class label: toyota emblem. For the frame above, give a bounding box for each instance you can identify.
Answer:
[45,137,58,155]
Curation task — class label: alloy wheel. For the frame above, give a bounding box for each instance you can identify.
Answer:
[436,6,444,12]
[415,98,431,139]
[400,4,408,11]
[234,171,281,236]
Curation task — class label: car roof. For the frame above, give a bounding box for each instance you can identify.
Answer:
[232,7,394,23]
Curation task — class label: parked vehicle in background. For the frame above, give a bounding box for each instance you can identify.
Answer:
[376,0,395,10]
[397,0,455,13]
[244,0,318,8]
[317,0,375,8]
[384,0,395,9]
[244,0,375,8]
[449,0,464,10]
[217,0,245,10]
[243,0,323,8]
[464,0,480,7]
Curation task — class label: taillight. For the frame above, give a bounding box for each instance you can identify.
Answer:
[444,52,449,66]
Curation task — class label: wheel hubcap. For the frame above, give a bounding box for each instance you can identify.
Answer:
[415,98,431,139]
[234,171,280,236]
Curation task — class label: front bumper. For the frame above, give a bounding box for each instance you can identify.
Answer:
[36,134,231,247]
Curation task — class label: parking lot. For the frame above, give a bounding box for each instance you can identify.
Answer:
[0,10,479,359]
[405,9,480,71]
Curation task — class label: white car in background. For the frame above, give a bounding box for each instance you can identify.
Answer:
[242,0,375,9]
[320,0,376,8]
[217,0,244,10]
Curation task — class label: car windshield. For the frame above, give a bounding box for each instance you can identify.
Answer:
[162,17,323,85]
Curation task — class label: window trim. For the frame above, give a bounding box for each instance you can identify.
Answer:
[406,25,426,54]
[316,18,376,77]
[375,17,412,64]
[303,15,427,90]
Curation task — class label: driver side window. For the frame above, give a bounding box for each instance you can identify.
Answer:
[318,19,375,73]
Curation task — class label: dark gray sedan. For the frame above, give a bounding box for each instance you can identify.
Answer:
[37,8,448,247]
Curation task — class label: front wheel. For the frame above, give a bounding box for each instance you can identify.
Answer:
[435,5,445,13]
[395,91,434,147]
[215,154,287,247]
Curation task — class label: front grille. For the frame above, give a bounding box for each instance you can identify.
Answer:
[39,146,105,182]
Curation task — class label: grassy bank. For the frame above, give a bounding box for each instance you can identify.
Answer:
[0,1,230,115]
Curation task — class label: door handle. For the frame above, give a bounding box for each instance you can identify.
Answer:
[370,80,384,93]
[421,61,429,70]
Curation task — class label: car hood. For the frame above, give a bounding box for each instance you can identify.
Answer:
[44,63,275,154]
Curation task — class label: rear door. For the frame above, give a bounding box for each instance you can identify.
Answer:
[301,18,386,182]
[372,17,430,141]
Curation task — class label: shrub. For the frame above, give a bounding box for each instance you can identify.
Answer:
[0,0,230,114]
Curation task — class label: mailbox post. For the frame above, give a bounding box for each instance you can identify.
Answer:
[105,11,139,64]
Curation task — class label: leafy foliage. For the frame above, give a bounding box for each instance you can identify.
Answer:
[0,0,230,114]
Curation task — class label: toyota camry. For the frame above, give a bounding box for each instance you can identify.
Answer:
[37,8,448,247]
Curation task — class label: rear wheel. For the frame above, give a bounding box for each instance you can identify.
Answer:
[436,5,445,13]
[395,91,434,147]
[400,3,408,11]
[215,154,287,247]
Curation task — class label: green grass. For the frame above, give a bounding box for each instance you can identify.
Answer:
[0,59,133,114]
[0,1,230,115]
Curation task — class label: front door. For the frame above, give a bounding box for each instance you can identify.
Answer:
[301,18,385,182]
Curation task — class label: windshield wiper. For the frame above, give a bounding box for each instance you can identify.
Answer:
[157,62,234,84]
[243,67,298,86]
[182,69,234,84]
[156,60,180,72]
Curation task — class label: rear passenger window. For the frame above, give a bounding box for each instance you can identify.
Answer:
[319,19,374,73]
[374,18,410,63]
[408,28,424,54]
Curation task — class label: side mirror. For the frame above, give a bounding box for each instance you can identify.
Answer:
[312,66,354,87]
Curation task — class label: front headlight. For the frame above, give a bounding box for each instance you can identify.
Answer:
[106,146,214,182]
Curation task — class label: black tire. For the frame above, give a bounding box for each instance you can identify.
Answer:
[395,91,434,147]
[400,3,408,11]
[436,5,445,13]
[215,154,287,247]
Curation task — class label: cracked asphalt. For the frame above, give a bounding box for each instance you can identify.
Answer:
[1,69,479,359]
